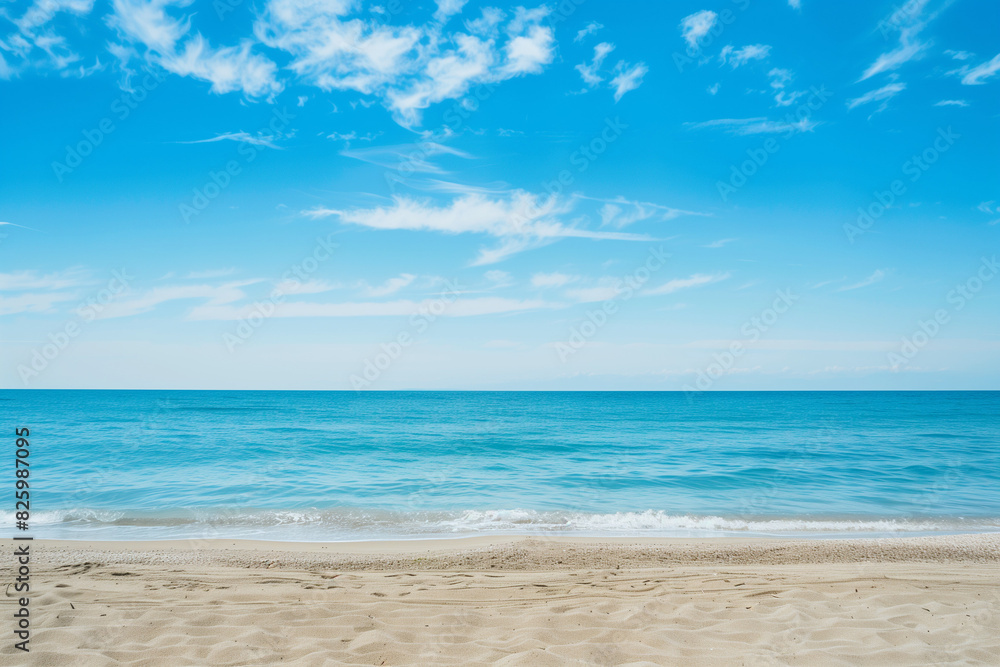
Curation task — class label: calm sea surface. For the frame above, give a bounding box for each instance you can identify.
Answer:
[4,390,999,540]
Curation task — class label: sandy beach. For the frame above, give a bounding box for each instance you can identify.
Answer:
[1,534,998,666]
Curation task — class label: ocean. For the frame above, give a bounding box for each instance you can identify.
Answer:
[5,390,999,541]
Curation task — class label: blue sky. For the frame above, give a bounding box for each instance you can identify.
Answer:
[1,0,998,389]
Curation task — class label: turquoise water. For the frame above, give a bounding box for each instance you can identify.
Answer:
[4,390,999,540]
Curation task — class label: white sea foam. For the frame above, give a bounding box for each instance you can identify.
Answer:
[5,508,999,540]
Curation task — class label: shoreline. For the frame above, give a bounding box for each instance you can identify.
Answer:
[11,532,1000,570]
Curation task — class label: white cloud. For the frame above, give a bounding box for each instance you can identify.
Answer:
[161,36,282,97]
[847,82,906,111]
[433,0,468,22]
[0,268,89,291]
[255,1,555,126]
[484,270,513,286]
[836,269,886,292]
[0,292,80,316]
[704,238,736,248]
[184,268,236,279]
[788,0,801,8]
[565,285,620,303]
[767,67,805,106]
[977,201,995,214]
[644,272,730,296]
[575,42,614,86]
[502,14,555,76]
[2,0,95,74]
[707,82,719,95]
[574,21,603,43]
[98,281,256,319]
[610,60,648,102]
[768,68,792,88]
[362,273,416,297]
[274,278,339,295]
[719,44,771,68]
[188,296,555,320]
[464,7,504,36]
[679,10,717,49]
[531,272,577,288]
[960,53,1000,85]
[860,30,926,81]
[109,0,282,98]
[688,117,819,135]
[586,195,701,228]
[945,49,973,61]
[575,43,646,102]
[178,131,281,148]
[933,99,968,107]
[327,131,380,142]
[16,0,95,35]
[0,53,13,79]
[859,1,946,82]
[339,142,472,173]
[303,191,655,265]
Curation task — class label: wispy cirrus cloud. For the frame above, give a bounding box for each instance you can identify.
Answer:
[360,273,417,297]
[0,267,97,315]
[859,0,949,82]
[0,0,96,76]
[177,131,281,148]
[958,53,1000,85]
[187,296,557,320]
[687,117,819,135]
[847,82,906,112]
[96,280,259,319]
[0,268,90,291]
[0,292,80,316]
[303,191,659,265]
[645,272,730,296]
[581,195,705,228]
[836,269,887,292]
[339,142,472,174]
[531,272,578,289]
